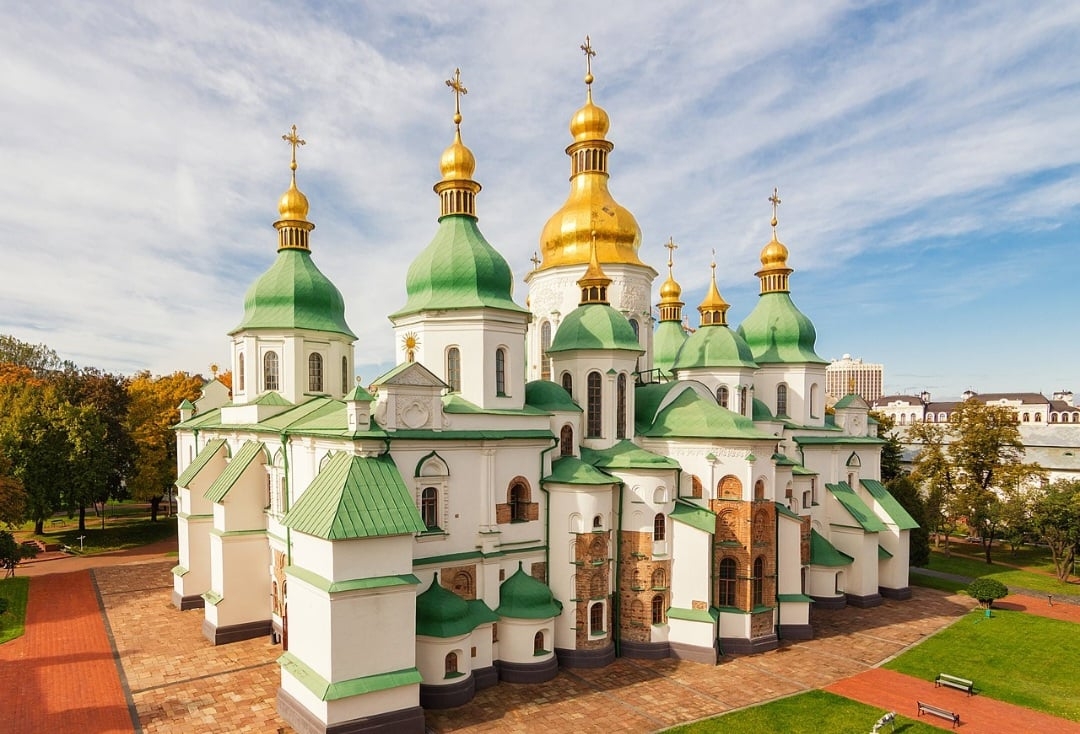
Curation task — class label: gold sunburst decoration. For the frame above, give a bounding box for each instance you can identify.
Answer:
[401,332,420,363]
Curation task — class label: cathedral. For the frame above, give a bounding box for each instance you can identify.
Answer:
[171,44,916,734]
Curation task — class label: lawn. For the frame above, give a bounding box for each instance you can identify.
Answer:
[0,577,30,645]
[884,609,1080,722]
[664,690,940,733]
[909,571,967,594]
[18,511,178,555]
[923,544,1078,597]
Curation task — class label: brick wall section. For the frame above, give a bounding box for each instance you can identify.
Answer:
[494,502,539,524]
[530,561,547,584]
[800,516,811,565]
[617,530,671,642]
[440,564,477,600]
[574,531,611,649]
[712,499,777,612]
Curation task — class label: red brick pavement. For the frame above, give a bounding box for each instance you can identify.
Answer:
[0,570,135,734]
[826,668,1080,733]
[996,593,1080,623]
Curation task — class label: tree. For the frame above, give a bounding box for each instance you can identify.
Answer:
[967,577,1008,609]
[886,475,931,567]
[1029,479,1080,582]
[0,452,27,528]
[0,381,69,534]
[0,530,36,578]
[0,334,62,376]
[126,371,204,521]
[869,410,905,484]
[909,399,1044,562]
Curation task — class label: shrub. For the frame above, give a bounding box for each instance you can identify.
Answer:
[967,577,1009,608]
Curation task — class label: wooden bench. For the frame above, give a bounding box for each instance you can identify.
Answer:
[935,673,974,695]
[917,701,960,728]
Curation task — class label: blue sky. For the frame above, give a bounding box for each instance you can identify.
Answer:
[1,1,1077,400]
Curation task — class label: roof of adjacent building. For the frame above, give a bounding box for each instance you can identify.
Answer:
[282,452,426,540]
[547,303,643,353]
[736,292,826,365]
[810,529,854,567]
[670,499,716,534]
[495,563,563,619]
[582,440,680,470]
[176,439,228,488]
[415,575,501,637]
[204,440,264,503]
[826,481,888,532]
[859,479,920,530]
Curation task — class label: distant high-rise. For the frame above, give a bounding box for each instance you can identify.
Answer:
[827,354,883,402]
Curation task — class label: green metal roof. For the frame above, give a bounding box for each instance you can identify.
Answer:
[638,386,774,440]
[878,544,893,559]
[389,215,527,319]
[544,456,615,485]
[230,248,355,338]
[495,563,563,619]
[282,452,426,539]
[736,292,826,365]
[176,439,228,488]
[178,398,195,410]
[772,453,798,466]
[671,323,757,371]
[249,391,294,406]
[833,393,868,409]
[775,502,802,521]
[791,464,818,476]
[416,575,500,637]
[752,398,775,421]
[810,529,854,567]
[442,393,548,416]
[860,479,920,530]
[524,380,582,413]
[547,303,642,353]
[793,435,885,446]
[653,319,688,376]
[670,499,716,534]
[826,482,888,532]
[344,385,375,402]
[205,440,265,503]
[582,440,679,470]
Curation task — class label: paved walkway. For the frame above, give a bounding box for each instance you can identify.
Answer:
[17,537,178,577]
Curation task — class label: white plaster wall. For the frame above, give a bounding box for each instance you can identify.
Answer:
[497,617,555,665]
[549,351,639,450]
[671,367,757,418]
[717,611,750,640]
[416,634,470,685]
[280,671,419,727]
[175,513,212,599]
[830,527,879,597]
[667,617,715,649]
[231,329,353,404]
[806,566,843,598]
[779,602,810,626]
[211,532,270,628]
[776,516,804,596]
[668,522,711,612]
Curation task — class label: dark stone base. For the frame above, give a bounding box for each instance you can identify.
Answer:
[202,617,272,645]
[419,674,475,710]
[880,585,913,600]
[845,592,884,608]
[498,655,559,683]
[720,634,778,654]
[620,639,671,660]
[810,594,847,610]
[779,623,814,640]
[474,664,498,690]
[277,688,424,734]
[555,642,615,669]
[172,591,205,610]
[668,640,719,665]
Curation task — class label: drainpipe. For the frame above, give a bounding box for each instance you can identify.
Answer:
[613,478,625,657]
[280,432,291,565]
[774,501,781,641]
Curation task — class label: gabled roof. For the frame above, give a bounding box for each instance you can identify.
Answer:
[371,360,447,389]
[582,440,679,470]
[826,482,888,532]
[205,440,265,503]
[775,502,803,521]
[860,479,919,530]
[810,529,854,567]
[282,452,426,540]
[176,439,227,488]
[175,407,223,429]
[249,391,294,407]
[524,380,582,413]
[544,456,615,485]
[670,499,716,534]
[345,385,375,402]
[833,393,869,410]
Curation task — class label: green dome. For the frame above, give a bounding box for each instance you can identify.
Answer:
[638,385,772,440]
[525,380,582,412]
[653,320,687,376]
[736,292,826,365]
[495,562,563,619]
[752,397,775,421]
[230,249,355,338]
[547,304,642,353]
[390,216,527,319]
[415,574,497,637]
[671,324,757,371]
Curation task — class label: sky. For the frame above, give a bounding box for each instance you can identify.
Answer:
[2,1,1078,400]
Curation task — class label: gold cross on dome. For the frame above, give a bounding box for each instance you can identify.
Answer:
[581,35,596,83]
[530,251,541,268]
[664,236,678,268]
[446,68,467,126]
[282,124,306,172]
[769,187,782,230]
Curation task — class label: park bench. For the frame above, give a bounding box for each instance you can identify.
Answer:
[935,673,974,695]
[917,701,960,728]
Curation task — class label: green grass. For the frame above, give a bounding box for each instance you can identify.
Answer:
[0,577,30,645]
[910,571,967,594]
[884,609,1080,721]
[924,547,1078,596]
[24,515,177,555]
[664,690,940,733]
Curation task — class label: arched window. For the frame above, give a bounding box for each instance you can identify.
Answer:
[899,414,907,426]
[776,384,788,417]
[237,353,245,391]
[587,371,602,437]
[341,356,349,394]
[691,475,703,499]
[653,513,665,541]
[716,385,729,409]
[616,373,627,439]
[308,353,323,392]
[651,568,666,589]
[1051,413,1059,423]
[263,351,279,391]
[533,631,545,654]
[754,479,766,501]
[718,558,737,607]
[629,318,640,341]
[740,387,748,416]
[421,487,438,530]
[509,481,530,522]
[752,556,765,607]
[651,594,665,625]
[540,322,552,381]
[561,372,573,396]
[495,347,507,395]
[589,603,604,635]
[1023,412,1030,422]
[1035,413,1042,422]
[592,514,603,530]
[452,571,474,598]
[809,383,819,417]
[444,652,458,677]
[446,347,461,392]
[927,413,935,422]
[560,424,574,457]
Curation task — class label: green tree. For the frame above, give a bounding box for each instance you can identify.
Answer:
[909,399,1044,563]
[885,475,931,567]
[1029,479,1080,582]
[0,530,36,578]
[0,452,28,528]
[869,410,904,483]
[0,382,69,534]
[966,577,1008,609]
[0,334,62,376]
[126,371,204,521]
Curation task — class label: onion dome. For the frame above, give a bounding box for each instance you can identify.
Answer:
[653,238,688,375]
[390,70,527,320]
[671,259,756,371]
[538,37,644,270]
[415,574,499,637]
[736,189,825,365]
[230,126,354,338]
[656,237,684,323]
[495,562,563,619]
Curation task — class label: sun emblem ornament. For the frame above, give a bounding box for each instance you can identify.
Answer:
[401,332,420,363]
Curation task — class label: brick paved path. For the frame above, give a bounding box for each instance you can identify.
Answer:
[826,668,1080,733]
[0,570,136,734]
[997,593,1080,623]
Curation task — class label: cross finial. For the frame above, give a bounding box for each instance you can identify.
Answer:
[446,68,467,128]
[530,251,541,268]
[711,247,717,272]
[282,124,306,173]
[581,35,596,86]
[664,236,678,269]
[769,187,782,232]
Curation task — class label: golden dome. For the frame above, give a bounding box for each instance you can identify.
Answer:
[759,233,789,270]
[278,175,310,221]
[698,260,730,326]
[659,274,682,300]
[439,129,476,181]
[570,90,610,142]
